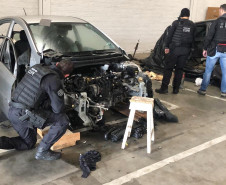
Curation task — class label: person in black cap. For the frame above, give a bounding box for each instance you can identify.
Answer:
[155,8,195,94]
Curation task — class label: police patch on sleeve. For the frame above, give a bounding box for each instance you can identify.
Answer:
[57,89,64,97]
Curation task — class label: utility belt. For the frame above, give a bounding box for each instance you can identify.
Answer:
[180,43,192,47]
[171,42,192,48]
[217,43,226,53]
[9,102,47,129]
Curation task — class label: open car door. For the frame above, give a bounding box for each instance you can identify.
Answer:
[0,36,18,118]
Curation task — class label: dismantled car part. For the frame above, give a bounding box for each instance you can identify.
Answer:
[154,98,178,122]
[103,98,178,143]
[63,62,152,129]
[131,123,146,139]
[104,121,147,142]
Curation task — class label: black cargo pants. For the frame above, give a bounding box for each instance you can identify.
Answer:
[161,47,190,90]
[7,107,69,150]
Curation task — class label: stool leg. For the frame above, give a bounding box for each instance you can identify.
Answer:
[127,113,134,138]
[150,106,154,141]
[147,109,151,154]
[121,108,136,150]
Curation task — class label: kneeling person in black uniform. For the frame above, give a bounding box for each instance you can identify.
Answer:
[156,8,195,94]
[0,60,74,160]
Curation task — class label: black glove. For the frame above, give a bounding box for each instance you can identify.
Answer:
[79,154,91,178]
[79,150,101,178]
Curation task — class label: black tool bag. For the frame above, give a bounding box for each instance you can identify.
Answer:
[217,44,226,53]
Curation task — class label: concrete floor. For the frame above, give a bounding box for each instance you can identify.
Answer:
[1,74,226,185]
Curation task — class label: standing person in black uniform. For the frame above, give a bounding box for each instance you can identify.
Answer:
[0,60,74,160]
[198,4,226,98]
[155,8,195,94]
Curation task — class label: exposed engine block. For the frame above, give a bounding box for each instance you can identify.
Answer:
[64,62,153,128]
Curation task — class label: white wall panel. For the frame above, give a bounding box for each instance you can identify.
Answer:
[49,0,191,53]
[191,0,226,22]
[0,0,39,17]
[0,0,225,53]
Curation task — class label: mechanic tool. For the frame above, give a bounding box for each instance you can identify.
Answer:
[121,96,154,154]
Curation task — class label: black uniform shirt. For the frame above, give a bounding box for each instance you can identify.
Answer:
[165,20,179,48]
[40,66,65,114]
[203,13,226,51]
[165,19,195,50]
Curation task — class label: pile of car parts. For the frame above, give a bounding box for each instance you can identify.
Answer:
[105,98,178,143]
[104,121,147,142]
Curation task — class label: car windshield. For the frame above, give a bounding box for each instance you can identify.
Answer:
[29,22,119,54]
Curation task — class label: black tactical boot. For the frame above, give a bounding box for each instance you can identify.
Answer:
[155,87,168,94]
[173,88,179,94]
[35,146,61,160]
[0,136,15,150]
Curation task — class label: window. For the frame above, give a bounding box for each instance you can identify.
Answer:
[12,24,30,57]
[75,24,115,51]
[0,23,10,46]
[29,23,118,54]
[12,24,24,44]
[11,24,30,80]
[0,23,10,36]
[1,38,17,74]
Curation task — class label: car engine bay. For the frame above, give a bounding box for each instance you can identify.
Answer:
[62,61,153,129]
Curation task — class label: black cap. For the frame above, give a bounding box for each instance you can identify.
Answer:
[180,8,190,17]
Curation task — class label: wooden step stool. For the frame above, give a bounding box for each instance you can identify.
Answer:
[37,128,80,150]
[121,96,154,153]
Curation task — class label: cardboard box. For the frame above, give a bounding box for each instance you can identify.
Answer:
[205,7,219,20]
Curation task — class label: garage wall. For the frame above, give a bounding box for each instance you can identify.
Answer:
[191,0,226,22]
[0,0,39,16]
[45,0,191,53]
[0,0,224,54]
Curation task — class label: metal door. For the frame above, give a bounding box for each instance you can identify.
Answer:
[0,36,18,117]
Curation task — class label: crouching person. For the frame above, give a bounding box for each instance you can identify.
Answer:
[0,60,74,160]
